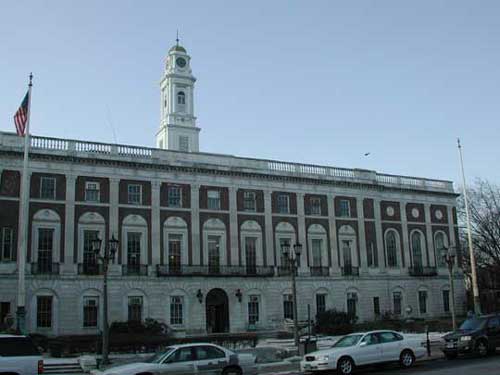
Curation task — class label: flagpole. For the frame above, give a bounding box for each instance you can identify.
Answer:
[16,73,33,333]
[457,138,481,315]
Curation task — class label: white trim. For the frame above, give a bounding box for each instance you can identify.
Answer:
[164,216,189,266]
[202,218,226,266]
[121,214,148,265]
[241,220,263,267]
[31,209,61,264]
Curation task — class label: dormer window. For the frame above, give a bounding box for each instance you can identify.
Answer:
[177,91,185,105]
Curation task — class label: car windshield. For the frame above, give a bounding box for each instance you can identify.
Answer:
[459,318,487,331]
[147,347,175,363]
[333,334,363,348]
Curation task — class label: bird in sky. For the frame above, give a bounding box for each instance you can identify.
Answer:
[364,152,371,156]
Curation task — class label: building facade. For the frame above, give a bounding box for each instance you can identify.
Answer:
[0,44,465,337]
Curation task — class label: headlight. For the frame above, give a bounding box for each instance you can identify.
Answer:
[460,336,472,342]
[317,355,330,361]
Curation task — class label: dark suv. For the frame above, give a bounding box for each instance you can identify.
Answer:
[443,313,500,359]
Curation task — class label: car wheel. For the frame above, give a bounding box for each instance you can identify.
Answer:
[222,366,242,375]
[337,356,354,375]
[399,349,415,368]
[445,353,458,360]
[475,340,488,357]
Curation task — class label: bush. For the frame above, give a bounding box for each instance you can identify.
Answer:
[315,309,355,335]
[110,318,169,336]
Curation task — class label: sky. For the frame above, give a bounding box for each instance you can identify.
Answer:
[1,1,499,187]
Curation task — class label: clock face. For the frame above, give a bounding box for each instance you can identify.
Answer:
[176,57,186,68]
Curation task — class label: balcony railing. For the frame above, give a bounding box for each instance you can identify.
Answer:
[0,132,454,194]
[31,262,60,275]
[122,264,148,276]
[409,266,438,277]
[310,266,330,277]
[78,263,104,275]
[277,266,298,277]
[156,265,275,277]
[341,265,360,277]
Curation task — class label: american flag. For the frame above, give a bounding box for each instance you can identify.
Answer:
[14,91,30,136]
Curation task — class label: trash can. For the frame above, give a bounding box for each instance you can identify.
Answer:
[299,336,317,356]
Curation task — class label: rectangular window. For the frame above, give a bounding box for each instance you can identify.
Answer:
[0,227,14,262]
[127,184,142,205]
[316,294,326,316]
[283,294,294,320]
[243,191,256,212]
[37,296,52,328]
[248,295,260,324]
[40,177,56,199]
[128,296,143,322]
[179,136,189,152]
[83,296,99,328]
[393,292,402,315]
[168,234,182,273]
[312,239,322,267]
[127,232,141,272]
[208,236,220,274]
[311,197,321,216]
[339,199,350,217]
[207,190,221,210]
[277,194,290,214]
[442,290,450,313]
[167,186,182,207]
[245,237,257,274]
[84,181,100,203]
[419,290,428,314]
[37,228,54,273]
[373,296,380,317]
[170,296,184,325]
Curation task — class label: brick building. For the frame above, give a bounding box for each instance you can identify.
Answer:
[0,43,465,336]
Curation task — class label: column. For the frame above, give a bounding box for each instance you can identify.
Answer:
[263,189,274,266]
[400,201,411,270]
[373,198,386,272]
[229,187,239,266]
[424,203,435,267]
[191,183,201,265]
[151,180,161,268]
[62,175,76,274]
[108,178,120,275]
[297,192,307,273]
[356,198,368,274]
[327,194,340,274]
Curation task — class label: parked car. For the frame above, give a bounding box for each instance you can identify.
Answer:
[300,330,426,375]
[100,343,257,375]
[0,334,44,375]
[443,313,500,359]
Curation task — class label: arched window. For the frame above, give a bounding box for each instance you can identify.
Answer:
[177,91,185,105]
[385,230,399,268]
[411,231,424,268]
[434,232,447,267]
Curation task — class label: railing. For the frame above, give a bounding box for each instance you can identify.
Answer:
[156,265,275,277]
[31,262,60,275]
[276,266,298,277]
[78,263,104,275]
[310,266,330,277]
[122,264,149,276]
[341,266,360,277]
[0,132,453,193]
[408,266,438,277]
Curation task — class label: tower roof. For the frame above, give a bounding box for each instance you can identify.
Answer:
[169,44,187,53]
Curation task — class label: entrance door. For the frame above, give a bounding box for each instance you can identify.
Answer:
[206,289,229,333]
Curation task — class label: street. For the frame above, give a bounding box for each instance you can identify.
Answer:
[260,355,500,375]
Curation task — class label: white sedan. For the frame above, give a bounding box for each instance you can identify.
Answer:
[100,343,257,375]
[300,330,426,375]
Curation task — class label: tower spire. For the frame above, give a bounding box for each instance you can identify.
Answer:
[176,30,179,46]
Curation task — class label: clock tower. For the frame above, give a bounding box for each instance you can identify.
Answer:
[156,42,200,152]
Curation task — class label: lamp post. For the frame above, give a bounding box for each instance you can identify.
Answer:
[440,245,457,331]
[91,235,119,365]
[281,242,302,348]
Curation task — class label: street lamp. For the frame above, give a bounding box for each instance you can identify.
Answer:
[92,234,119,365]
[282,241,302,347]
[440,245,457,331]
